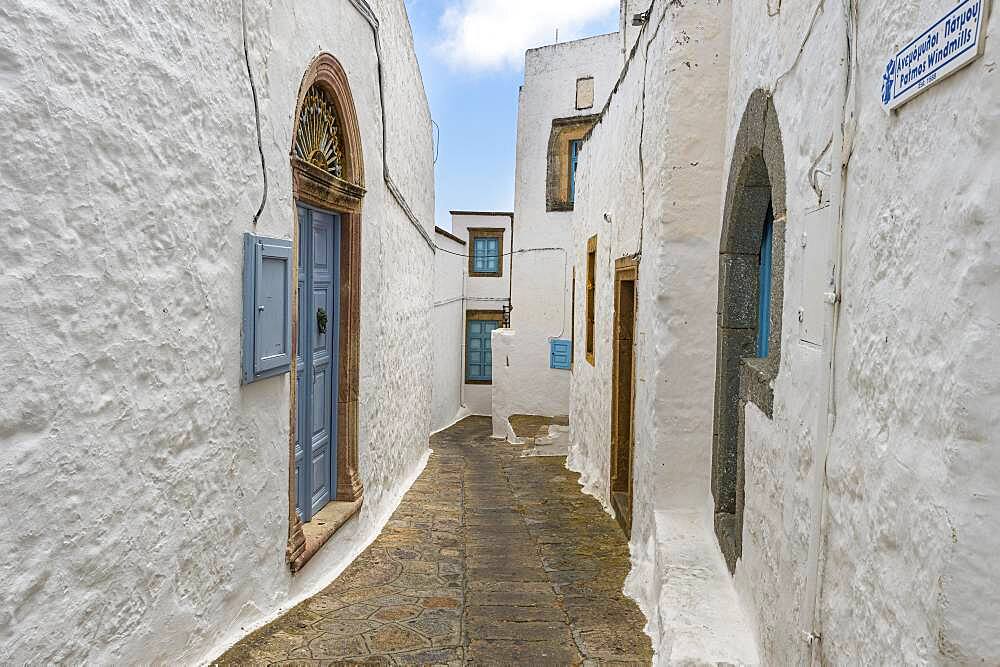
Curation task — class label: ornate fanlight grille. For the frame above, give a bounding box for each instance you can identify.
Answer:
[294,85,344,177]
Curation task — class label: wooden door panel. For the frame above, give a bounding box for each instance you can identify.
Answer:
[296,205,340,522]
[610,259,638,535]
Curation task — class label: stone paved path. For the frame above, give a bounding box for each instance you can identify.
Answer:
[216,417,652,665]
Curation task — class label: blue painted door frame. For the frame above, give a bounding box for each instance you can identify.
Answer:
[295,204,341,522]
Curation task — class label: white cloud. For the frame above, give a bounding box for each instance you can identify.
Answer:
[436,0,620,71]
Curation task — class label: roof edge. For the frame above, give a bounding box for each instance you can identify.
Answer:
[449,210,514,218]
[434,226,466,245]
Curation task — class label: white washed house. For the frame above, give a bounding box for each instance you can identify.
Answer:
[567,0,1000,663]
[490,29,626,440]
[0,1,436,663]
[432,212,513,428]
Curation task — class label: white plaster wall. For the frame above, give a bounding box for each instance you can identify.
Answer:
[572,0,1000,662]
[495,33,621,435]
[727,1,1000,664]
[431,231,466,431]
[722,5,846,662]
[619,0,647,59]
[0,0,435,663]
[449,212,513,304]
[566,2,753,662]
[822,3,998,663]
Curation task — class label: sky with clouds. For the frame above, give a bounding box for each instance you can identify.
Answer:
[404,0,620,229]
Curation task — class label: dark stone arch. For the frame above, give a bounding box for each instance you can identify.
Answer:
[712,89,786,573]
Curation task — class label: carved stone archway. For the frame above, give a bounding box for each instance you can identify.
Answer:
[712,89,786,573]
[286,53,366,571]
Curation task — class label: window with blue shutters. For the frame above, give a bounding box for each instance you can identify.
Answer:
[550,339,572,370]
[466,312,503,383]
[569,139,582,203]
[756,206,774,358]
[468,228,504,277]
[242,233,293,384]
[474,237,499,273]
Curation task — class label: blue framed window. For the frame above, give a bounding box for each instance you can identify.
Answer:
[466,313,502,383]
[756,207,774,358]
[469,229,503,277]
[569,139,583,203]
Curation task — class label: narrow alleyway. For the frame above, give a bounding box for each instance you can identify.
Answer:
[217,417,652,665]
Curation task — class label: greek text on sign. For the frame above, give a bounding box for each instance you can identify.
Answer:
[881,0,991,110]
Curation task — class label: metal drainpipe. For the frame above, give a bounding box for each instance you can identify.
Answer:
[802,2,854,660]
[508,216,514,324]
[459,268,467,410]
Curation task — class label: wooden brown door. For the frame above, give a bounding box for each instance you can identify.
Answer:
[610,258,638,534]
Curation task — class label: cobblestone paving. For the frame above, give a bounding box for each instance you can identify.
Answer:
[216,416,652,665]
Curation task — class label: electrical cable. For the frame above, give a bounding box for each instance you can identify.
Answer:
[347,0,436,253]
[241,0,268,226]
[632,0,668,261]
[433,245,564,260]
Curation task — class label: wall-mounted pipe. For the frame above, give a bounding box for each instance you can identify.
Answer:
[802,0,856,660]
[459,269,467,410]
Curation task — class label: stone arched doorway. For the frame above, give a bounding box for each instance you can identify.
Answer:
[286,53,366,571]
[712,89,786,573]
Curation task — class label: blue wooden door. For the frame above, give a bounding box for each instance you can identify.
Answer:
[466,319,498,382]
[295,204,340,522]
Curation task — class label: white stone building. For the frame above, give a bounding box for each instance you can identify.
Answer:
[0,0,436,663]
[432,211,513,428]
[567,0,1000,664]
[491,29,627,439]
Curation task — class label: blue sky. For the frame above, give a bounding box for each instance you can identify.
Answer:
[403,0,620,230]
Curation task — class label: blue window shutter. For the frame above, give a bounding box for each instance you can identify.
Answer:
[472,237,500,274]
[473,239,487,272]
[243,233,293,383]
[486,238,499,273]
[756,214,774,358]
[550,339,572,370]
[570,140,582,203]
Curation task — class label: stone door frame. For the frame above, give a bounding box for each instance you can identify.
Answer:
[286,53,366,571]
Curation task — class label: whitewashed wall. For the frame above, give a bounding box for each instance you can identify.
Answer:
[728,1,1000,663]
[570,0,1000,664]
[619,0,646,58]
[431,229,467,431]
[568,2,756,663]
[496,33,621,437]
[0,0,435,663]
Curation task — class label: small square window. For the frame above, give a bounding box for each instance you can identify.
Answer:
[468,228,504,277]
[576,77,595,110]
